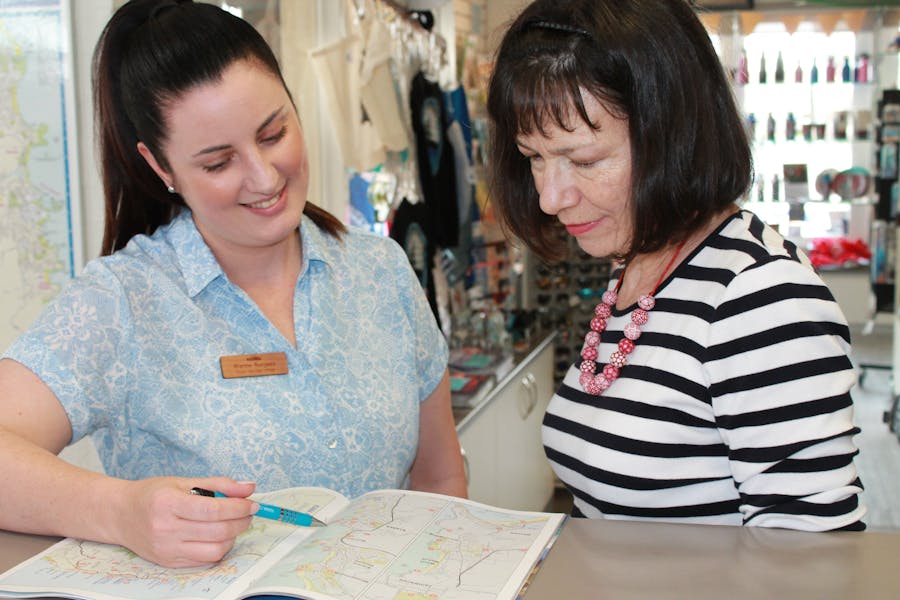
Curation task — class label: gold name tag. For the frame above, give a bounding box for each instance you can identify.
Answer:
[220,352,289,379]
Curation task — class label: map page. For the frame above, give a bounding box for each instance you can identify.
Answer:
[0,487,349,600]
[239,489,566,600]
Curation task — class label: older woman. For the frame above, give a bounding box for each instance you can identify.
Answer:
[486,0,865,530]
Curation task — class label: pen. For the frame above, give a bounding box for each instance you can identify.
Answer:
[190,487,326,527]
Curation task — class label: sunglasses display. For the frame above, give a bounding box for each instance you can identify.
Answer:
[531,237,614,384]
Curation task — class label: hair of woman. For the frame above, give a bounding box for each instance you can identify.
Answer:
[93,0,345,256]
[486,0,752,263]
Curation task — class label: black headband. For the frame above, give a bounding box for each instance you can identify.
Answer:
[522,18,592,38]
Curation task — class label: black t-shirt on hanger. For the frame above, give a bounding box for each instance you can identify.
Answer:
[409,71,459,249]
[390,197,440,326]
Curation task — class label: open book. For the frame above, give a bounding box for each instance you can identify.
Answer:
[0,487,566,600]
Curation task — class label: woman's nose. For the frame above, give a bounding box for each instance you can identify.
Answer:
[537,163,577,215]
[244,150,279,195]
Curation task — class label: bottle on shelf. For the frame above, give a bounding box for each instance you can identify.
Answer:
[766,112,776,142]
[810,58,818,84]
[772,174,780,201]
[774,51,785,83]
[736,50,749,85]
[826,56,836,83]
[785,112,796,141]
[757,175,766,202]
[856,54,871,83]
[794,61,803,83]
[746,112,757,141]
[834,111,848,140]
[841,56,852,83]
[759,53,767,84]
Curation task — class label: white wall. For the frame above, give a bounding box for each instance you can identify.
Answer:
[71,0,113,264]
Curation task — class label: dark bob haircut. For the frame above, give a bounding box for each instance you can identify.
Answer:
[93,0,344,255]
[486,0,752,263]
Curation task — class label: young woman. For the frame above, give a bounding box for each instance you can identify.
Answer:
[0,0,465,567]
[486,0,865,530]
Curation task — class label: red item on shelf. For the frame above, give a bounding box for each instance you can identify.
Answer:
[807,237,871,270]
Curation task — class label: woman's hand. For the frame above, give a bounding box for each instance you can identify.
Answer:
[0,360,257,567]
[108,477,257,568]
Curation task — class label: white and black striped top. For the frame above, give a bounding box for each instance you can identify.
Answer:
[544,210,866,530]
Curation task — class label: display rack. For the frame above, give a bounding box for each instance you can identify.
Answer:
[887,223,900,436]
[859,90,899,387]
[530,235,613,384]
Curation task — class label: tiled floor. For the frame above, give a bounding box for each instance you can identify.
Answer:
[546,321,900,531]
[849,321,900,532]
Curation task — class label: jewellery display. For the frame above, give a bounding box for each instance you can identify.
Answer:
[579,240,686,395]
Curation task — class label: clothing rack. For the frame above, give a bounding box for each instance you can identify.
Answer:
[351,0,431,33]
[379,0,431,30]
[353,0,447,80]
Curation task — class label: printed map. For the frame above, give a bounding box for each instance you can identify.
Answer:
[253,491,557,600]
[0,489,561,600]
[0,2,79,352]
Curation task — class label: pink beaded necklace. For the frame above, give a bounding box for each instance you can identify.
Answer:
[579,239,687,395]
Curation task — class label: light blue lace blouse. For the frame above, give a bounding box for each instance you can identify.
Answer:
[3,210,448,497]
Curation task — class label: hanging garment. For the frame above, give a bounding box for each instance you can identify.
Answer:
[390,197,440,326]
[348,172,375,232]
[359,17,411,153]
[409,71,459,248]
[443,91,474,229]
[309,34,385,172]
[445,85,473,162]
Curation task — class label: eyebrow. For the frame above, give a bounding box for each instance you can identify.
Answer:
[516,140,590,156]
[191,106,285,158]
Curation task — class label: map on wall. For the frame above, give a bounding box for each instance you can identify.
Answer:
[0,0,80,352]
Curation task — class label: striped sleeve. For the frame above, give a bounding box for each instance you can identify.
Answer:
[707,253,866,530]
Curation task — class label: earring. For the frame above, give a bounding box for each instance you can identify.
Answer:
[166,184,176,194]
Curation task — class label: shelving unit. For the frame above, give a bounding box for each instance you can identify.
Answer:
[711,16,900,246]
[736,26,878,207]
[890,228,900,435]
[526,236,612,385]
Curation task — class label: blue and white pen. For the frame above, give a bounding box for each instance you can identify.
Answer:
[190,487,326,527]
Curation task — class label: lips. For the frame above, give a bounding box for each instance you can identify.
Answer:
[248,195,279,209]
[243,185,286,211]
[564,219,602,236]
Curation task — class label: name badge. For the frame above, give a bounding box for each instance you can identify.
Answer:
[220,352,289,379]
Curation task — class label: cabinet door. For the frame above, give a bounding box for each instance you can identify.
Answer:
[493,342,556,512]
[457,400,498,506]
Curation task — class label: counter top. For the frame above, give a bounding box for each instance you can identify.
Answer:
[2,519,899,598]
[526,519,900,599]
